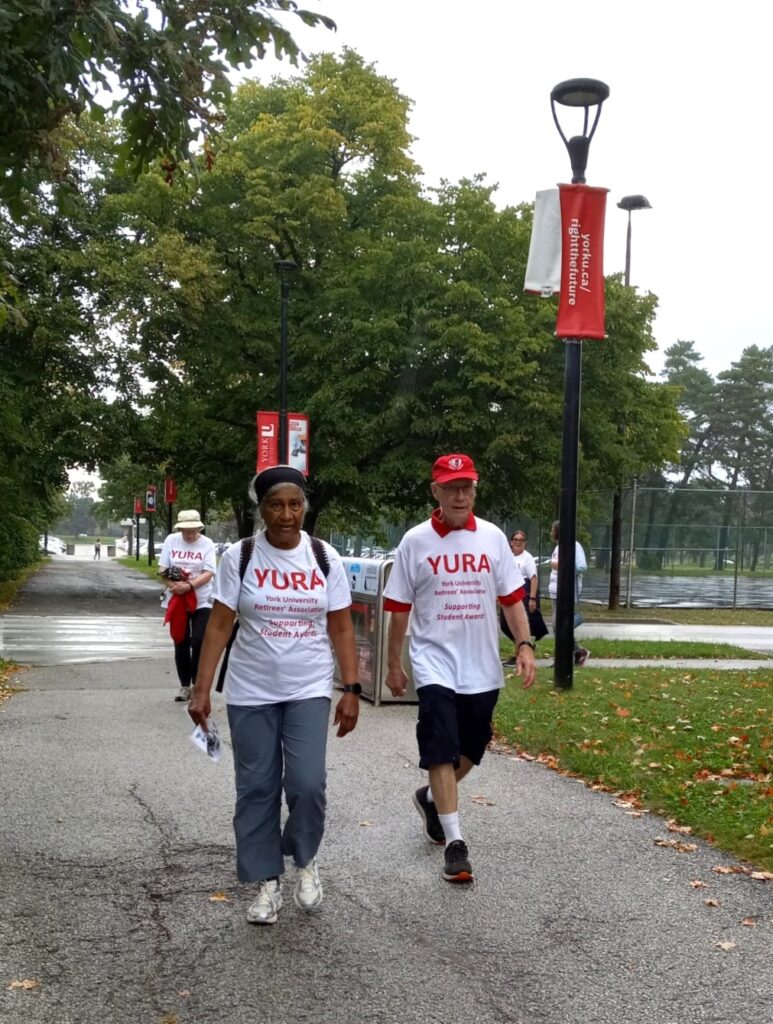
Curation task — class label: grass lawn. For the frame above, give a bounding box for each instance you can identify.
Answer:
[495,666,773,871]
[117,556,159,580]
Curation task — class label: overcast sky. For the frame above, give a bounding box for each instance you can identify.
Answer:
[253,0,772,379]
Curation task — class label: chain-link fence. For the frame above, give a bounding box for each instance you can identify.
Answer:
[331,488,773,610]
[586,486,773,609]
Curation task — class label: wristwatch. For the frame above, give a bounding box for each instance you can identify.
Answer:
[342,683,362,695]
[517,640,536,651]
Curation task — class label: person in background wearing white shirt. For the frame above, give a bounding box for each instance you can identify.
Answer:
[501,530,540,668]
[384,453,536,885]
[158,510,217,703]
[548,519,589,666]
[188,466,359,926]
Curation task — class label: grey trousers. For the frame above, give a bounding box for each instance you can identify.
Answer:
[227,698,330,883]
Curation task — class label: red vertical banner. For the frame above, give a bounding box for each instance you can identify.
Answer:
[555,183,609,340]
[164,477,177,503]
[256,411,279,472]
[287,412,309,477]
[134,497,143,515]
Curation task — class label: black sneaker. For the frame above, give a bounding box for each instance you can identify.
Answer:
[413,786,445,845]
[574,647,590,667]
[443,839,473,883]
[501,655,517,668]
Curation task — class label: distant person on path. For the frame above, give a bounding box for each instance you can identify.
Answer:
[158,510,216,702]
[93,538,101,560]
[189,466,360,926]
[548,520,589,666]
[501,530,547,667]
[383,453,536,885]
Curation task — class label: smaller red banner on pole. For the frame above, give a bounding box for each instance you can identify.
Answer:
[134,497,143,515]
[164,477,177,504]
[555,183,609,340]
[257,411,279,472]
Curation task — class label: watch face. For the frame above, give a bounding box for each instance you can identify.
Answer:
[344,683,362,695]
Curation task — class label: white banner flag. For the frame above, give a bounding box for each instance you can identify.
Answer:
[524,188,561,296]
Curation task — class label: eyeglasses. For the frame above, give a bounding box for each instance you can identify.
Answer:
[511,537,526,544]
[437,482,476,495]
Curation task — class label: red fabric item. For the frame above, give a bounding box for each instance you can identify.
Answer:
[555,183,608,340]
[431,453,478,484]
[499,586,526,606]
[383,597,412,613]
[164,588,197,643]
[430,508,477,536]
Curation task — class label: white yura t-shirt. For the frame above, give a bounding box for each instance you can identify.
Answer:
[214,531,351,705]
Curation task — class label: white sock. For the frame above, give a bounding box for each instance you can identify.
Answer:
[426,786,434,803]
[438,812,462,844]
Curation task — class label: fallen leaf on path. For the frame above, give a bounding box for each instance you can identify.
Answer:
[741,917,757,927]
[208,892,230,902]
[690,880,707,888]
[703,898,720,907]
[713,865,748,875]
[178,990,190,997]
[359,820,374,827]
[750,871,773,881]
[654,837,697,853]
[471,795,495,806]
[715,941,736,952]
[666,820,693,835]
[7,979,40,990]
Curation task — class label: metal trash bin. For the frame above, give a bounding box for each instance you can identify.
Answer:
[66,544,75,555]
[335,557,417,705]
[107,545,116,557]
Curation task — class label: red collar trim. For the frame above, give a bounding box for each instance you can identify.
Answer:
[431,509,477,536]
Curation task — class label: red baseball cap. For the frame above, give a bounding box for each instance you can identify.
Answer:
[432,453,479,484]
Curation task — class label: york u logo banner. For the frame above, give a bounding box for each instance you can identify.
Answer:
[555,184,608,340]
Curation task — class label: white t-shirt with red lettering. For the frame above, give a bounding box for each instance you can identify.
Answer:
[158,533,217,607]
[384,515,525,694]
[214,531,351,706]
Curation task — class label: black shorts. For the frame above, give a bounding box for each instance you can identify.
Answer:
[416,684,500,770]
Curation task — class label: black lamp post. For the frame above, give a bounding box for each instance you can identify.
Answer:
[550,78,609,690]
[274,258,298,466]
[608,194,652,610]
[617,194,652,287]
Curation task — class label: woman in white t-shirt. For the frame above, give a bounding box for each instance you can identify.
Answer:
[158,509,217,703]
[189,466,359,927]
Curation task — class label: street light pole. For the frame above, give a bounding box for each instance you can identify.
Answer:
[274,258,297,466]
[608,194,652,609]
[550,78,609,690]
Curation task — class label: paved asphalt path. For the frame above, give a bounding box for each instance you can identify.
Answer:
[1,563,772,1024]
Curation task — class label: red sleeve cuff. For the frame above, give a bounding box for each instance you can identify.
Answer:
[499,586,525,606]
[384,597,412,613]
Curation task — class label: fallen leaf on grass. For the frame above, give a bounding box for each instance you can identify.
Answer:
[615,706,631,718]
[654,837,697,853]
[208,892,230,902]
[715,942,736,952]
[7,979,40,990]
[666,820,693,835]
[471,795,495,806]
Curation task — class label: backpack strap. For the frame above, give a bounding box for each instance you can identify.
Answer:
[310,535,330,577]
[215,535,255,693]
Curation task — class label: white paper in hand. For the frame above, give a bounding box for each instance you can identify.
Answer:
[190,719,222,762]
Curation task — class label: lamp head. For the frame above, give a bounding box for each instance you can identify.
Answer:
[274,259,298,274]
[550,78,610,183]
[617,194,652,212]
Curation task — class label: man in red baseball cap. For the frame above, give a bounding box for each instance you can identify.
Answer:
[383,453,536,884]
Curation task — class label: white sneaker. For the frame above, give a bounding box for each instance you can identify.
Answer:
[246,879,282,925]
[174,687,191,702]
[293,858,323,911]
